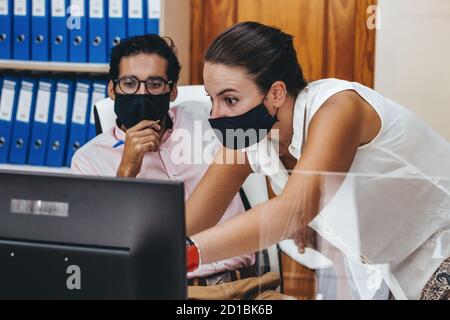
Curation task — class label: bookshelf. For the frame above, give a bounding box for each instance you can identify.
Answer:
[0,60,109,74]
[0,0,191,83]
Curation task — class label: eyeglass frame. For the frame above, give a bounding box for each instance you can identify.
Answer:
[112,75,174,95]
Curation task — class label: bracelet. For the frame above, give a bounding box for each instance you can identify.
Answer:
[186,236,202,272]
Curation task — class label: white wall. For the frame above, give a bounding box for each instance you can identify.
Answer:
[375,0,450,141]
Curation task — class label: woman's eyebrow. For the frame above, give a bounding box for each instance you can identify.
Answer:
[217,88,238,96]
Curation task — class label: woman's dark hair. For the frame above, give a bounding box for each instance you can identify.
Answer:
[109,34,181,88]
[205,22,307,97]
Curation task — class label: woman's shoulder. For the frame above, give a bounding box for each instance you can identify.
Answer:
[304,78,355,107]
[291,79,358,126]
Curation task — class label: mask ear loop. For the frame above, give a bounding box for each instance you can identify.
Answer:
[263,87,287,121]
[262,89,277,120]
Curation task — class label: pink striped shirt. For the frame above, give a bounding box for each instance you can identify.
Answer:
[70,102,255,278]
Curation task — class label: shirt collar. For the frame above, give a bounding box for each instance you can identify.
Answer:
[288,87,309,159]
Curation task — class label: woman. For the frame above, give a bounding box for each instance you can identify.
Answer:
[185,22,450,300]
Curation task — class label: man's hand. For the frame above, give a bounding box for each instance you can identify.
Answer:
[117,120,161,178]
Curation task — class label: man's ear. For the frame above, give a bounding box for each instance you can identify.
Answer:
[170,83,178,102]
[108,80,116,101]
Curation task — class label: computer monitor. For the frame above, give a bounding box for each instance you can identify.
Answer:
[0,169,186,299]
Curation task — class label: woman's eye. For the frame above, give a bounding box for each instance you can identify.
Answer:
[224,97,238,105]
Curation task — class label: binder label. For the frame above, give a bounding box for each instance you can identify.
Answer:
[34,82,52,124]
[109,0,123,18]
[129,0,143,19]
[89,86,107,125]
[32,0,46,17]
[16,82,34,123]
[69,0,85,17]
[71,83,90,125]
[14,0,27,16]
[148,0,160,19]
[51,0,65,17]
[0,0,8,15]
[89,0,103,18]
[53,84,69,125]
[0,81,16,122]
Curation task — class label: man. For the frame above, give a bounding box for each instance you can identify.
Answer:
[71,34,284,299]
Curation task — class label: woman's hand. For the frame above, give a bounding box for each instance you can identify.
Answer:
[292,226,318,254]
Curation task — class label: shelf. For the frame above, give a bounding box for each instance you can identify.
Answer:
[0,164,71,174]
[0,60,109,74]
[0,0,191,82]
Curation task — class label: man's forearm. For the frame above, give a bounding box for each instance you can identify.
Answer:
[117,164,139,178]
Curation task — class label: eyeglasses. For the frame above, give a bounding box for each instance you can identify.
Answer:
[113,75,173,95]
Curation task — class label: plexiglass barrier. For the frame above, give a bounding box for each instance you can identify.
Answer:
[252,171,450,300]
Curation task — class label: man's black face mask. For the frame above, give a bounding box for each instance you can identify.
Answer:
[114,92,171,129]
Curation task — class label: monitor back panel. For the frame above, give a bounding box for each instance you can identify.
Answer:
[0,171,186,299]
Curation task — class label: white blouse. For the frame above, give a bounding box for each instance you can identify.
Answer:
[245,78,450,299]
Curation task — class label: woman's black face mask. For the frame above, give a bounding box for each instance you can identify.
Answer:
[208,96,278,150]
[114,92,171,129]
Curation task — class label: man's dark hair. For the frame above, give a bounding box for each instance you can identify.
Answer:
[109,34,181,88]
[205,22,307,97]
